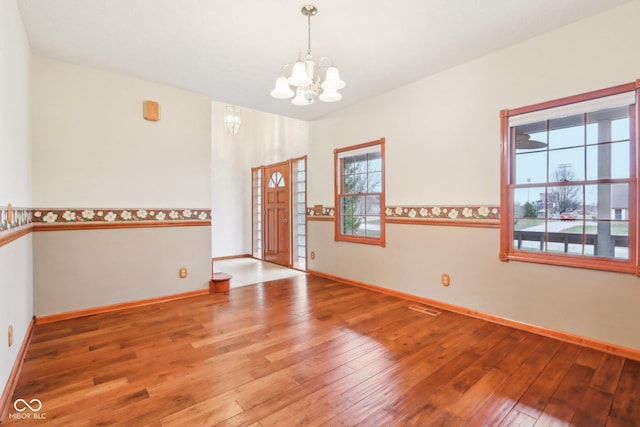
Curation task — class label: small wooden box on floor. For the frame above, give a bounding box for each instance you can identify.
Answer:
[209,272,231,294]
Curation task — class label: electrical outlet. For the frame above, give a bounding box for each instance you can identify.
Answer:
[441,273,451,287]
[310,251,316,260]
[8,325,13,347]
[179,267,188,278]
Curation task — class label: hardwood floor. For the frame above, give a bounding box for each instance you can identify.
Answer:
[4,274,640,426]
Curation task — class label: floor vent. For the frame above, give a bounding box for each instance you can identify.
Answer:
[408,305,441,317]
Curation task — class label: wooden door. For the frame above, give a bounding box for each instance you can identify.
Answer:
[263,162,291,266]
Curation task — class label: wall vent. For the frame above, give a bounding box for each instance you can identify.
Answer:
[408,305,441,317]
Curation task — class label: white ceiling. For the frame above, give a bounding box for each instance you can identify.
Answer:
[17,0,632,121]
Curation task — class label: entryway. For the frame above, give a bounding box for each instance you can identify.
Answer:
[252,157,307,270]
[214,258,305,288]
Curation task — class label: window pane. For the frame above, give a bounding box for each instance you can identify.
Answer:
[549,184,582,217]
[353,216,366,236]
[341,196,355,216]
[586,141,630,180]
[583,220,629,260]
[368,172,382,192]
[514,122,547,152]
[354,154,367,172]
[515,151,547,184]
[342,175,355,194]
[365,195,380,215]
[341,214,354,234]
[342,156,354,174]
[548,148,584,182]
[513,218,545,253]
[513,187,546,219]
[354,173,368,193]
[586,107,630,144]
[367,152,382,172]
[364,216,381,237]
[585,183,628,220]
[548,114,584,150]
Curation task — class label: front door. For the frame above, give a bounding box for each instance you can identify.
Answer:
[263,162,290,266]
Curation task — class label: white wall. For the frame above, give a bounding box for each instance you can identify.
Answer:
[31,57,213,315]
[211,102,308,257]
[307,1,640,350]
[0,0,33,399]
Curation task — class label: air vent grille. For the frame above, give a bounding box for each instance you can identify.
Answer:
[408,305,441,317]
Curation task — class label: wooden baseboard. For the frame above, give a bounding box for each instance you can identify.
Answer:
[211,254,252,262]
[36,289,210,325]
[0,317,35,424]
[307,269,640,362]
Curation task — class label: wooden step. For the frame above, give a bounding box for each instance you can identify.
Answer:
[209,272,232,294]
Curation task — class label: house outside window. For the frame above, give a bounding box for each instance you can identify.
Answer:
[334,138,386,247]
[500,81,639,274]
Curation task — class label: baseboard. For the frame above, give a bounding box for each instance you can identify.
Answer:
[307,269,640,362]
[36,288,210,325]
[0,316,35,424]
[211,254,252,262]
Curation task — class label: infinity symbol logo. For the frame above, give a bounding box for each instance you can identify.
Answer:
[13,398,42,412]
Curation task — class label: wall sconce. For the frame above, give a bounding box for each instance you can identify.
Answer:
[224,104,241,135]
[143,100,159,121]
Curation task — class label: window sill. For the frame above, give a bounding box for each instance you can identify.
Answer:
[501,250,637,275]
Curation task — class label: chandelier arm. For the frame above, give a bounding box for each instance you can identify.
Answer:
[317,57,332,68]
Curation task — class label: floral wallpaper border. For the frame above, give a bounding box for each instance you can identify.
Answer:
[306,206,335,218]
[0,206,32,232]
[307,205,500,221]
[386,205,500,221]
[31,208,211,225]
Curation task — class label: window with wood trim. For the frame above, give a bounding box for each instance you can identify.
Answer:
[334,138,385,246]
[500,81,639,274]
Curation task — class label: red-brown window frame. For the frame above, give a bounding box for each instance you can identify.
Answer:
[334,138,386,247]
[499,80,640,275]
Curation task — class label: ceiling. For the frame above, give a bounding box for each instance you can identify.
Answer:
[17,0,632,121]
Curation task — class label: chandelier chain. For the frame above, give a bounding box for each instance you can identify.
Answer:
[307,12,311,55]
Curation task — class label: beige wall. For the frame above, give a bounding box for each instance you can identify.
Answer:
[31,57,213,316]
[0,0,33,398]
[307,1,640,350]
[33,227,211,316]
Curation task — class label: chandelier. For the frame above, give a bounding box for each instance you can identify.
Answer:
[270,5,345,105]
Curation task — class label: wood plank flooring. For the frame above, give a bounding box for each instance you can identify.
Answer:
[4,274,640,426]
